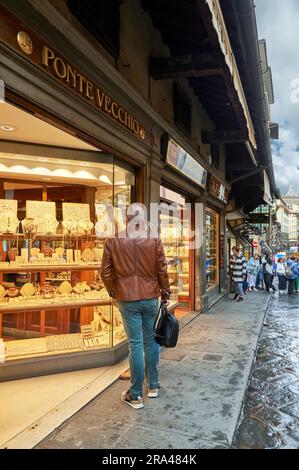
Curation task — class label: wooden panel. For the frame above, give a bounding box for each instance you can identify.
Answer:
[2,313,17,330]
[25,311,41,332]
[45,309,70,335]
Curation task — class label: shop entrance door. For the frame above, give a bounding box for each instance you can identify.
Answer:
[159,186,195,317]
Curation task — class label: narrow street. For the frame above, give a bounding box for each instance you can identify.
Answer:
[234,293,299,449]
[36,293,270,450]
[0,0,298,457]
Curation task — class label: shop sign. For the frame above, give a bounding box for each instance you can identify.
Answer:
[165,138,207,188]
[208,174,228,204]
[41,46,146,140]
[0,9,150,144]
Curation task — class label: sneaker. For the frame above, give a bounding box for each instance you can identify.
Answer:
[121,390,144,410]
[148,386,160,398]
[233,294,238,300]
[254,288,258,292]
[237,297,243,302]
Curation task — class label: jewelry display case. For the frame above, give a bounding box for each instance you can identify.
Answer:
[205,208,219,289]
[0,231,127,362]
[0,157,135,371]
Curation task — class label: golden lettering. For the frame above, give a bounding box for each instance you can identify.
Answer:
[104,96,111,113]
[85,80,94,100]
[132,120,139,134]
[118,107,125,124]
[129,115,133,130]
[40,46,144,139]
[76,73,86,93]
[124,111,130,128]
[111,102,119,119]
[42,46,55,67]
[96,89,105,108]
[53,57,67,79]
[130,115,133,129]
[66,64,77,88]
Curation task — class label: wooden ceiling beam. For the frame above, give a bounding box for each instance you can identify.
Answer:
[202,129,248,144]
[150,52,224,80]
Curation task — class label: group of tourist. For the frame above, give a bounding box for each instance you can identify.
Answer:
[230,246,299,302]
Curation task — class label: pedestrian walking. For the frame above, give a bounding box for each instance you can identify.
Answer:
[231,246,247,302]
[286,256,299,296]
[276,258,287,293]
[255,256,264,290]
[247,255,259,291]
[101,204,170,410]
[295,259,299,293]
[262,253,276,294]
[243,268,249,295]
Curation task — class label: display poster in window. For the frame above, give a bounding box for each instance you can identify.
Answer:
[166,138,207,188]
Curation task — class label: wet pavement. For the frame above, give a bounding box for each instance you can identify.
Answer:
[233,292,299,449]
[36,294,270,449]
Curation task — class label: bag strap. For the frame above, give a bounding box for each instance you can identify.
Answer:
[153,301,164,335]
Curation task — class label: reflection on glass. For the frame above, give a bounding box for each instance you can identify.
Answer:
[206,209,218,289]
[0,156,135,360]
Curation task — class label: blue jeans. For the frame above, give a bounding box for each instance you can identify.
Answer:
[235,282,244,297]
[256,271,264,289]
[118,298,159,399]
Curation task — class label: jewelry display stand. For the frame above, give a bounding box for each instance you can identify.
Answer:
[26,200,58,235]
[0,231,126,362]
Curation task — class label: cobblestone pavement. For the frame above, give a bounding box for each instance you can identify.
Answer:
[233,292,299,449]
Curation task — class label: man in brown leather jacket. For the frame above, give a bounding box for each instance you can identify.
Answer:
[100,204,170,410]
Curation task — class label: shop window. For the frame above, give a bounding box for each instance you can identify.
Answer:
[0,155,136,363]
[205,208,219,289]
[67,0,121,59]
[173,84,192,138]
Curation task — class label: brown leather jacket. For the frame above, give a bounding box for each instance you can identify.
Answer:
[100,232,170,301]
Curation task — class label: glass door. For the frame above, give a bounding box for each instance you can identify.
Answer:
[159,186,194,317]
[205,208,219,290]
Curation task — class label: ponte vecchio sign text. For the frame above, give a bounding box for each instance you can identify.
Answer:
[0,8,149,143]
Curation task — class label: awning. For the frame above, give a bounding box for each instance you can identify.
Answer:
[226,209,247,221]
[227,223,253,248]
[263,170,273,206]
[141,0,255,150]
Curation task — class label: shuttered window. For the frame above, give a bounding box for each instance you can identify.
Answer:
[211,144,220,169]
[67,0,121,59]
[173,83,192,138]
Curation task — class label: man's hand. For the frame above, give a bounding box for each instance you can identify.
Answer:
[109,289,116,299]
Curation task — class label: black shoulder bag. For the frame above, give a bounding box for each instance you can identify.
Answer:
[154,301,179,348]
